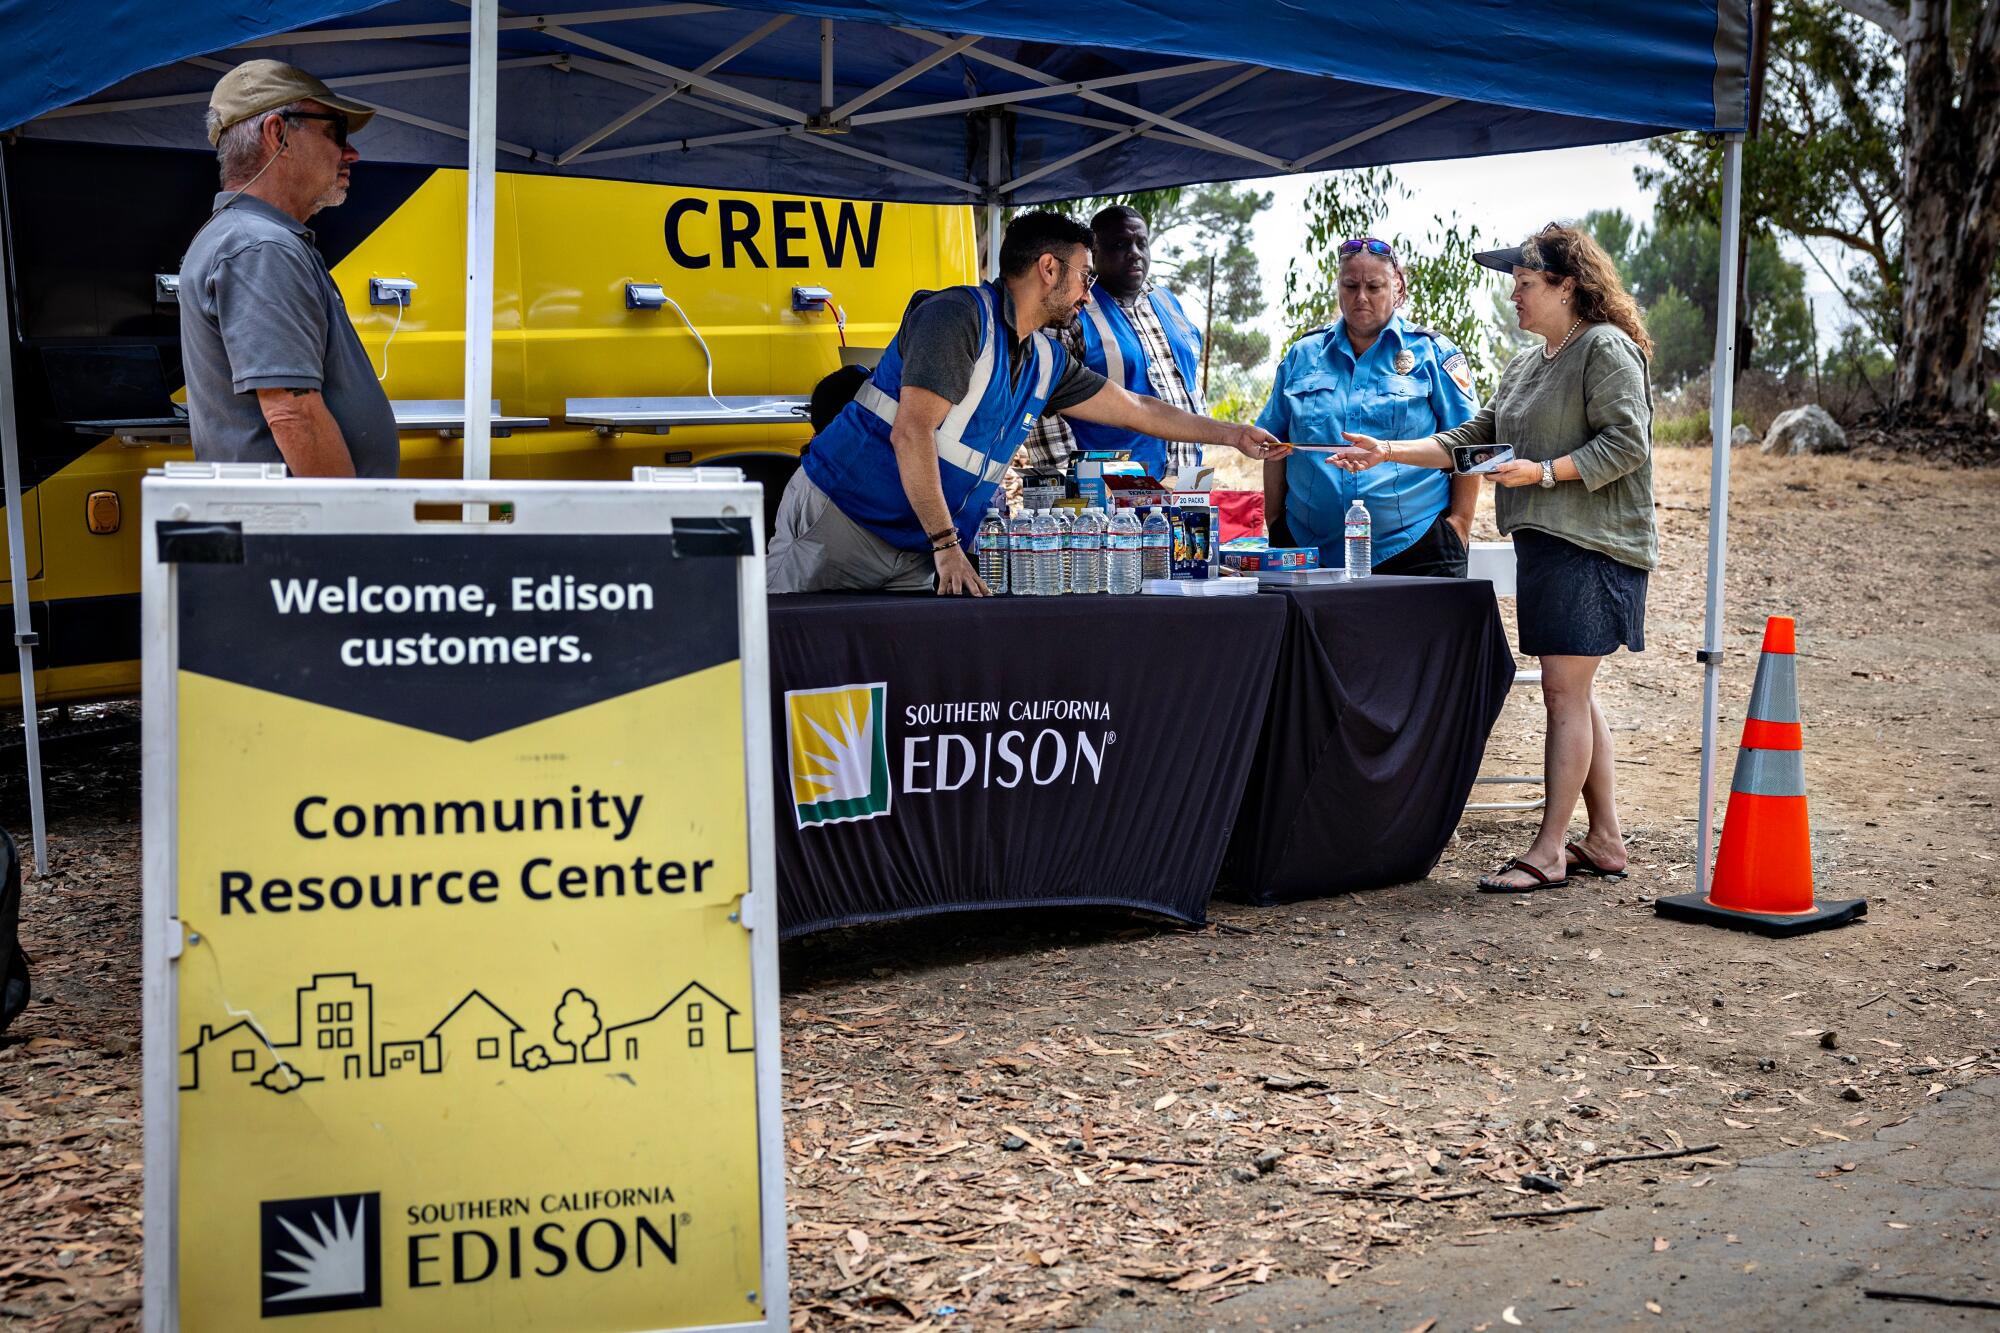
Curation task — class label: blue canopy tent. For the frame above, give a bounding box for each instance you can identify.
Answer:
[0,0,1751,934]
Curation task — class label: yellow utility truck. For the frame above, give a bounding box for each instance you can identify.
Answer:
[0,139,974,706]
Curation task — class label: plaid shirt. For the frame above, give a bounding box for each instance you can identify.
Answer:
[1023,284,1206,477]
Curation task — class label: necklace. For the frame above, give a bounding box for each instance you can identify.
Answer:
[1542,316,1585,361]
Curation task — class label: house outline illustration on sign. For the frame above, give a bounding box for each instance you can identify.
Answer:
[180,972,752,1093]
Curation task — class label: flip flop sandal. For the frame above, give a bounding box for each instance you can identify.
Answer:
[1565,841,1629,881]
[1476,856,1571,894]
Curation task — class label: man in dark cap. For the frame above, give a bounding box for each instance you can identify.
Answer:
[179,60,399,477]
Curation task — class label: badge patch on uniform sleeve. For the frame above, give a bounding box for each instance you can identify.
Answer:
[1444,352,1474,393]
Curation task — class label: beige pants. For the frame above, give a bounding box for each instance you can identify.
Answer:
[765,470,937,594]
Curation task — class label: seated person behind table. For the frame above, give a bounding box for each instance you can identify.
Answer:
[1257,237,1479,576]
[766,210,1285,596]
[1022,204,1209,481]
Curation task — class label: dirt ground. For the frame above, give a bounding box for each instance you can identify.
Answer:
[2,443,1996,1331]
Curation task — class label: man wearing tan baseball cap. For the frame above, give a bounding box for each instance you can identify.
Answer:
[205,59,377,148]
[178,60,399,477]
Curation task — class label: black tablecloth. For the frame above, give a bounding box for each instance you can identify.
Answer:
[1222,577,1515,904]
[769,593,1287,936]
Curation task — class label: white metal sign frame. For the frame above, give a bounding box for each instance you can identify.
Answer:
[139,466,787,1333]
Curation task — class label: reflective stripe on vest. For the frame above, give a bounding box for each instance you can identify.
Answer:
[1083,299,1127,386]
[1731,747,1807,798]
[802,282,1059,550]
[849,288,1043,487]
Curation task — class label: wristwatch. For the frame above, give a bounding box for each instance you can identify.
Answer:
[1539,460,1556,489]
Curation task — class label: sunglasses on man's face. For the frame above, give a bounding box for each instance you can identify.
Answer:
[1338,237,1394,258]
[283,111,349,148]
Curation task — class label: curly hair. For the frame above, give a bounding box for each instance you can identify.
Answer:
[1521,223,1654,359]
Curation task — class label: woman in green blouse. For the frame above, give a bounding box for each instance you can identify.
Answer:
[1335,224,1655,894]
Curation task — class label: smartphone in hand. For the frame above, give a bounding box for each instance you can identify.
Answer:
[1452,443,1516,475]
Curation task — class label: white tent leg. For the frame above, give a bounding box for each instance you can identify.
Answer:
[1695,133,1746,896]
[462,0,498,486]
[0,254,48,874]
[984,115,1003,280]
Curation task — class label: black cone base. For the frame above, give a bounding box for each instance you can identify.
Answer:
[1655,892,1867,938]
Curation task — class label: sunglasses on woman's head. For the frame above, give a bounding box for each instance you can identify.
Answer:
[1338,237,1394,257]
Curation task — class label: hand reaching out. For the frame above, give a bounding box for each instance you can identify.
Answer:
[1334,432,1388,472]
[1223,423,1292,461]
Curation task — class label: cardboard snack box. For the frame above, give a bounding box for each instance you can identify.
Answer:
[1221,547,1319,572]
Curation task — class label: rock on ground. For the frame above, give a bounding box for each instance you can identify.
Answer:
[1763,404,1849,455]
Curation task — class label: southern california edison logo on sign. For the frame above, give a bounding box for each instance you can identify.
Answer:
[785,683,892,828]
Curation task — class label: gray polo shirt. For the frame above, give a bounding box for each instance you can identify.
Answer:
[179,194,400,476]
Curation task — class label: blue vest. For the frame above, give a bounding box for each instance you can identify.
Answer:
[804,283,1058,551]
[1070,284,1204,477]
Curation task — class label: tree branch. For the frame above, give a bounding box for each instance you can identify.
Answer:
[1835,0,1907,42]
[1797,223,1889,272]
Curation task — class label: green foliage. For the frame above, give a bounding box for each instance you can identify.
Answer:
[1054,188,1186,233]
[1638,1,1903,340]
[1820,322,1897,415]
[1280,170,1491,392]
[1653,405,1749,448]
[1579,208,1637,272]
[1206,321,1271,377]
[1576,209,1815,385]
[1150,183,1274,382]
[1646,286,1711,386]
[1484,278,1536,367]
[1205,369,1276,426]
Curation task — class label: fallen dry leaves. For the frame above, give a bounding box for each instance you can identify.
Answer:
[7,448,2000,1330]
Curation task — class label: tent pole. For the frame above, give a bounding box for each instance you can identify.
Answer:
[0,240,47,875]
[818,19,833,112]
[462,0,498,484]
[1695,132,1745,896]
[984,114,1002,280]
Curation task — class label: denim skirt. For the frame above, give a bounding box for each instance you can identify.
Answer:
[1514,528,1648,657]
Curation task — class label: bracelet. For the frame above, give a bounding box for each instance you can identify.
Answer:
[925,524,956,545]
[930,535,960,554]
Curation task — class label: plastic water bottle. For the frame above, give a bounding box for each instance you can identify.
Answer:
[1034,505,1063,596]
[1072,508,1105,594]
[1344,498,1372,579]
[976,508,1008,594]
[1008,506,1037,595]
[1140,507,1172,581]
[1106,508,1142,594]
[1053,507,1074,594]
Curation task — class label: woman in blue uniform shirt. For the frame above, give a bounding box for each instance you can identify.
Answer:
[1257,239,1480,575]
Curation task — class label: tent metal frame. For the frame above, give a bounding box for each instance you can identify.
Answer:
[2,0,1749,900]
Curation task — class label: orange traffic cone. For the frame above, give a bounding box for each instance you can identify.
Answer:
[1657,616,1866,937]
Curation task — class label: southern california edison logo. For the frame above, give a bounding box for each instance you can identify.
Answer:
[785,683,892,829]
[260,1192,382,1317]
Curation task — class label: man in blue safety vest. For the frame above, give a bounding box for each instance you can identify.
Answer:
[769,211,1287,596]
[1023,205,1208,481]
